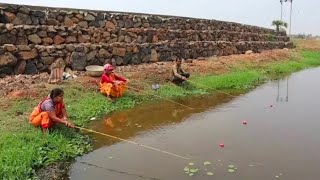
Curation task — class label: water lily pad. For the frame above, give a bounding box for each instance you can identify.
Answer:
[203,161,211,166]
[207,172,214,176]
[228,169,235,173]
[190,169,199,173]
[189,162,194,166]
[228,165,235,169]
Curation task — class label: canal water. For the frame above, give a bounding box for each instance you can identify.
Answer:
[70,68,320,180]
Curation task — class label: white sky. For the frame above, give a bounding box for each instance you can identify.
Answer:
[0,0,319,35]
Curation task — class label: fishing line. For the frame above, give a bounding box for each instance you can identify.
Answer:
[75,126,190,160]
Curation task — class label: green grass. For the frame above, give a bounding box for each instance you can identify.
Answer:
[300,50,320,66]
[0,128,91,179]
[1,50,320,179]
[192,70,263,90]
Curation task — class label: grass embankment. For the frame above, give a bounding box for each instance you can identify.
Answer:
[1,50,320,179]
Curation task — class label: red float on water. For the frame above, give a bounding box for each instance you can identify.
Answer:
[270,105,273,107]
[219,143,225,148]
[242,120,248,125]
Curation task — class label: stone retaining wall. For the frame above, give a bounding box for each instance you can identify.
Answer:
[0,3,292,77]
[0,4,286,36]
[0,41,293,76]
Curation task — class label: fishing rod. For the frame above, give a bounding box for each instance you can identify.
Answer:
[75,126,190,160]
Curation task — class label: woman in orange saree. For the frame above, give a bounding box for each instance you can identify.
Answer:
[100,64,127,101]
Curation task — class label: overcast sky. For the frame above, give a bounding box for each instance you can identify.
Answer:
[1,0,319,35]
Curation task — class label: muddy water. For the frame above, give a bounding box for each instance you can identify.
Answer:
[70,68,320,180]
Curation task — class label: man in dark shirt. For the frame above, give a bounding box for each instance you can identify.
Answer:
[171,58,190,84]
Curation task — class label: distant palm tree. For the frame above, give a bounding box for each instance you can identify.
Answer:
[272,20,288,32]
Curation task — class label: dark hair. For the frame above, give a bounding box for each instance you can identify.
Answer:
[50,88,64,99]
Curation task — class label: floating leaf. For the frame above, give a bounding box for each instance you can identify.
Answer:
[203,161,211,166]
[190,169,199,173]
[228,165,235,169]
[207,172,214,176]
[188,173,194,176]
[228,169,235,173]
[184,166,189,172]
[189,162,194,166]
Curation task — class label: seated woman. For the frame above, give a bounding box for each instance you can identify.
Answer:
[100,64,127,101]
[29,88,73,133]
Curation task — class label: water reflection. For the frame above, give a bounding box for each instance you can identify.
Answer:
[88,92,235,149]
[276,77,289,103]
